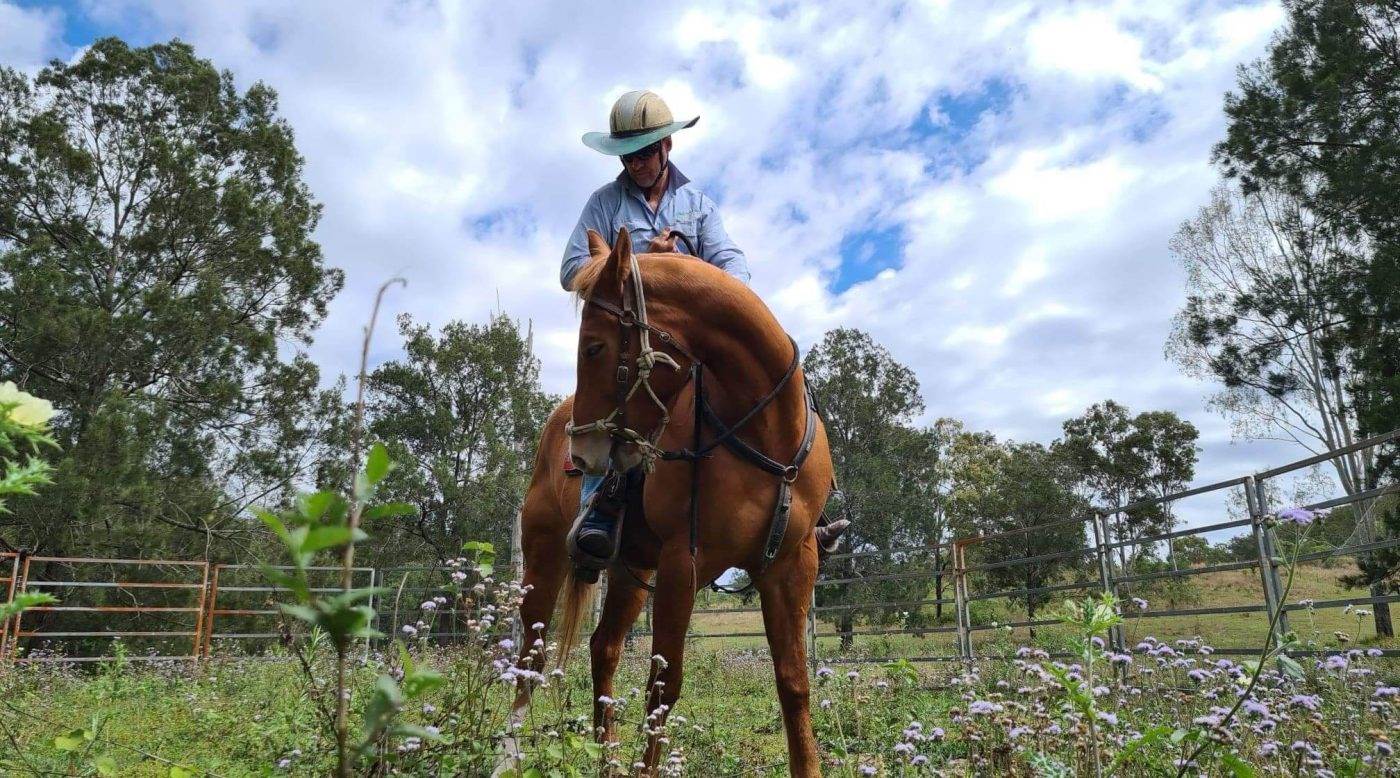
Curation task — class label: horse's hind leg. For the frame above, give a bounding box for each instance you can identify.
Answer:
[757,539,821,778]
[591,566,653,744]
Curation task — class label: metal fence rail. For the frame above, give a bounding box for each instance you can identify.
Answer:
[1,429,1396,666]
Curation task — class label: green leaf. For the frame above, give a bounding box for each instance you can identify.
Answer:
[362,675,404,747]
[356,443,392,499]
[255,508,293,549]
[93,755,119,776]
[0,591,57,620]
[169,767,196,778]
[1275,654,1305,681]
[261,566,311,603]
[53,729,88,751]
[1107,725,1172,773]
[295,491,339,523]
[279,603,320,626]
[1220,752,1257,778]
[302,525,367,555]
[362,501,417,521]
[402,666,445,698]
[462,540,495,554]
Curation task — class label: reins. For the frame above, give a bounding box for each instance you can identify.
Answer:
[565,252,818,594]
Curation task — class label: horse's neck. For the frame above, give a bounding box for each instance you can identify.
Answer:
[682,299,806,454]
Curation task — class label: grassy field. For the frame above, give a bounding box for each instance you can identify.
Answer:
[680,562,1394,662]
[2,561,1396,775]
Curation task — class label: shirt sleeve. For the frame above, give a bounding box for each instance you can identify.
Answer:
[561,190,612,291]
[697,194,751,284]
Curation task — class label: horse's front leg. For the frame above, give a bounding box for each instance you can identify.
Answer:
[591,565,653,746]
[641,541,697,775]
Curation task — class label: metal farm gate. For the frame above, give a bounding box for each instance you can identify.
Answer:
[1,429,1397,666]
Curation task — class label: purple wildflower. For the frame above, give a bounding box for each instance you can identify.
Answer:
[1276,507,1317,525]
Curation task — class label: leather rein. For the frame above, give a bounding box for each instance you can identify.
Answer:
[564,250,818,588]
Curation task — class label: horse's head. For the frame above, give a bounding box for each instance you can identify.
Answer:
[568,228,694,474]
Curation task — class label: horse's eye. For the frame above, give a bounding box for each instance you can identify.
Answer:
[584,342,605,358]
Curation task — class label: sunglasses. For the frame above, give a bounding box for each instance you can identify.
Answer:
[621,141,664,164]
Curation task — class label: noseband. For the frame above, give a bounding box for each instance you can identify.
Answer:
[565,251,819,581]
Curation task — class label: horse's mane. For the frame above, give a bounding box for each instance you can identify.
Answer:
[569,255,609,300]
[570,253,754,325]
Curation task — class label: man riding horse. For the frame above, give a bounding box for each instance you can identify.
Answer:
[562,90,843,572]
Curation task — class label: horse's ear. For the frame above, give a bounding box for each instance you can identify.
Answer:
[607,226,632,296]
[586,229,609,263]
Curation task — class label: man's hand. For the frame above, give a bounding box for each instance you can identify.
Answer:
[646,228,679,253]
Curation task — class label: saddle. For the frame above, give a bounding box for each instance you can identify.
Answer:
[561,451,849,583]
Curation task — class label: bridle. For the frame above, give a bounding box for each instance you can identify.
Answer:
[564,248,691,470]
[564,249,818,581]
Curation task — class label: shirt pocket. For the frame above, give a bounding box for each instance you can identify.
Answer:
[669,210,701,256]
[622,217,655,254]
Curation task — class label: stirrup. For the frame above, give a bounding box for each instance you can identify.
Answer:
[567,471,627,572]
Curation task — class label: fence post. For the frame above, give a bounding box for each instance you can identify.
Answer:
[953,540,972,665]
[192,562,212,660]
[808,588,818,674]
[364,567,378,662]
[1091,513,1126,653]
[202,564,222,659]
[1246,475,1289,644]
[0,553,16,660]
[7,553,30,661]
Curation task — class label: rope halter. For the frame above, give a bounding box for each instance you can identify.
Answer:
[565,250,689,471]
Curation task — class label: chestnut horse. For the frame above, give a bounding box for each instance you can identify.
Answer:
[503,228,832,776]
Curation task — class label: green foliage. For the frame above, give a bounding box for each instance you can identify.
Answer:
[1054,400,1199,566]
[803,329,954,641]
[0,37,345,560]
[364,313,554,565]
[949,440,1087,622]
[1214,1,1400,472]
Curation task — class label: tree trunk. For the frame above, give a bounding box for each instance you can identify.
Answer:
[934,548,944,622]
[1372,583,1394,638]
[839,611,854,651]
[1026,569,1036,640]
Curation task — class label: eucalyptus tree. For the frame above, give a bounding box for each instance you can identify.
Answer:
[803,328,941,648]
[364,313,554,566]
[0,38,343,560]
[1055,402,1198,571]
[1209,0,1400,635]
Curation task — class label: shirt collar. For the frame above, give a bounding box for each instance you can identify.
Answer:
[616,161,689,195]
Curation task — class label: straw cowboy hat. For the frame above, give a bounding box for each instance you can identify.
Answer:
[582,90,699,156]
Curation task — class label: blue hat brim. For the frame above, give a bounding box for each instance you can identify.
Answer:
[581,117,698,156]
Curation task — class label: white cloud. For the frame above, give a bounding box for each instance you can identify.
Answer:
[0,2,63,71]
[3,0,1311,525]
[1025,8,1163,92]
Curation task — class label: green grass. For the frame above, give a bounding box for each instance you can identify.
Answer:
[2,562,1395,775]
[691,561,1395,654]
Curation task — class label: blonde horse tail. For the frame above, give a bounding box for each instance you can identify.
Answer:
[554,569,596,673]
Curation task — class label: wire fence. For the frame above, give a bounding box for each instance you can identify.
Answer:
[1,429,1397,667]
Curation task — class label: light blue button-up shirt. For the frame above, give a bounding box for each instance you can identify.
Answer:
[560,163,750,291]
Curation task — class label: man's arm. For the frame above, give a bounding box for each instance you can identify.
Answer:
[561,192,612,291]
[697,194,751,284]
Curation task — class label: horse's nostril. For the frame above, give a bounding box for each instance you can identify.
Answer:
[571,455,587,470]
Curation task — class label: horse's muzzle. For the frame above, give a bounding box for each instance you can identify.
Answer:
[568,431,613,475]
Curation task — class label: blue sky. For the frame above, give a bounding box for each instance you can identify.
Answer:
[0,0,1336,535]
